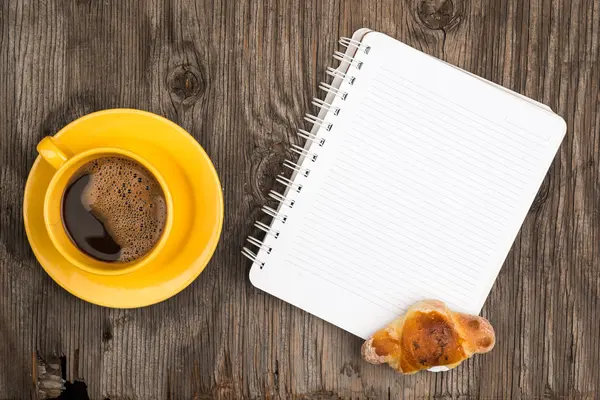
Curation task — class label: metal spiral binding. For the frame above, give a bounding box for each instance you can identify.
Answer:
[304,114,333,131]
[297,127,326,146]
[339,37,371,54]
[243,35,370,267]
[276,174,303,192]
[333,51,363,70]
[262,205,288,223]
[319,82,348,100]
[312,98,340,117]
[326,67,355,85]
[291,144,318,162]
[269,190,295,207]
[254,221,279,238]
[242,247,264,267]
[283,159,311,177]
[247,236,272,253]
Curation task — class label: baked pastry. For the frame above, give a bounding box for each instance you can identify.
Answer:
[362,299,495,374]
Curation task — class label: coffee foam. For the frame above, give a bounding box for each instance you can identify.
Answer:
[78,156,166,263]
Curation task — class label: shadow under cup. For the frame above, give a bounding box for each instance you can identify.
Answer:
[44,148,174,276]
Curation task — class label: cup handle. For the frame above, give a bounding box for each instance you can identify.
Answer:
[37,137,71,170]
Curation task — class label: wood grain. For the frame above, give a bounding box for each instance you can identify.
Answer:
[1,0,599,398]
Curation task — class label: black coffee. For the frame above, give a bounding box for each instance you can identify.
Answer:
[61,156,167,263]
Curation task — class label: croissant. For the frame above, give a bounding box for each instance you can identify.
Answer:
[362,300,495,374]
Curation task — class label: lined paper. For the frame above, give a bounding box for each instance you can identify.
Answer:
[249,31,566,339]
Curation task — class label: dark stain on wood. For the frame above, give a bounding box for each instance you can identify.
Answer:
[101,324,113,344]
[1,0,599,399]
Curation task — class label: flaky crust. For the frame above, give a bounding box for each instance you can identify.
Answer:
[361,300,495,374]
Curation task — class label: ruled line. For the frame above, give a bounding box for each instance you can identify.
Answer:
[323,169,497,251]
[327,159,505,235]
[338,136,517,215]
[359,96,536,179]
[288,249,419,305]
[350,117,525,197]
[285,259,403,314]
[287,254,422,309]
[378,65,551,145]
[301,209,481,283]
[293,225,477,294]
[371,79,545,157]
[504,116,550,140]
[288,240,471,304]
[332,142,510,225]
[311,196,487,275]
[308,198,487,275]
[286,257,465,315]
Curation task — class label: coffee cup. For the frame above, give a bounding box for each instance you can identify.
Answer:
[24,109,223,307]
[37,136,174,276]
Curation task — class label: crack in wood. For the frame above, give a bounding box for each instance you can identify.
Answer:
[33,353,65,400]
[34,352,90,400]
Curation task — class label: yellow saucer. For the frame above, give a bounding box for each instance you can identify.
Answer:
[23,109,223,308]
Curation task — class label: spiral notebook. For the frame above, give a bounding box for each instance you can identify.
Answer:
[243,29,566,339]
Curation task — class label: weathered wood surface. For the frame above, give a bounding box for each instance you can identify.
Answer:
[1,0,599,398]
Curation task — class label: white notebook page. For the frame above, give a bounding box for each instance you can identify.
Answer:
[249,32,566,339]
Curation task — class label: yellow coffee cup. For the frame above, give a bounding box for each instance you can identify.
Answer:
[24,109,223,307]
[37,136,174,276]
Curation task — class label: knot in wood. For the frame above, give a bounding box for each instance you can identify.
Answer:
[417,0,454,30]
[250,143,287,201]
[167,64,205,104]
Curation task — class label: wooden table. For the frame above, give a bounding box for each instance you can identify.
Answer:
[1,1,599,398]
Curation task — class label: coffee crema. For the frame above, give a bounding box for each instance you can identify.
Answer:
[61,156,167,263]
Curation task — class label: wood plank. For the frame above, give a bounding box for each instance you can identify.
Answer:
[0,0,598,398]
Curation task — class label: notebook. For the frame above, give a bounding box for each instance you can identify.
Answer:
[242,29,567,340]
